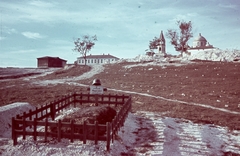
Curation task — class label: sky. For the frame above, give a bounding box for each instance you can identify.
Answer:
[0,0,240,67]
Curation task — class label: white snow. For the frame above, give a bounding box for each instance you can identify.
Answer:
[0,105,239,155]
[23,68,61,79]
[183,48,240,62]
[0,103,35,138]
[1,49,240,155]
[32,65,104,86]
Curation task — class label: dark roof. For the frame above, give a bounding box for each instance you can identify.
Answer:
[78,54,119,59]
[159,30,165,42]
[37,56,67,62]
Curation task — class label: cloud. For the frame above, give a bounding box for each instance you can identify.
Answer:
[22,32,46,39]
[0,36,5,40]
[218,3,238,9]
[29,1,55,8]
[0,1,118,25]
[3,27,18,34]
[9,49,37,54]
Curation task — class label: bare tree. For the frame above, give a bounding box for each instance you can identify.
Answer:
[73,35,97,65]
[148,36,160,52]
[166,20,193,56]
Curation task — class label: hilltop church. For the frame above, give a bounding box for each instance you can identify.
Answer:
[157,30,167,56]
[154,31,215,56]
[188,33,214,50]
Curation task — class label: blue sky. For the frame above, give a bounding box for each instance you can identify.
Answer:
[0,0,240,67]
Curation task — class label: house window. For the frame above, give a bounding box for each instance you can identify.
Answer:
[88,60,90,63]
[91,59,93,63]
[82,60,84,63]
[101,59,103,63]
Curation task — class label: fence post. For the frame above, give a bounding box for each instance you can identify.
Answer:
[22,113,26,140]
[33,118,37,141]
[58,120,61,142]
[94,121,98,145]
[44,119,48,142]
[29,109,32,129]
[122,94,125,104]
[80,92,82,105]
[12,117,17,145]
[70,120,74,143]
[106,122,111,151]
[83,121,87,144]
[51,102,55,120]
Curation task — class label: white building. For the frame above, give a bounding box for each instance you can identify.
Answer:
[183,33,217,58]
[146,30,166,57]
[189,33,214,50]
[77,54,119,65]
[157,30,166,56]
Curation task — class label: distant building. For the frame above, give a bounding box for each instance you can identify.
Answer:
[157,30,166,56]
[147,30,166,57]
[77,54,119,65]
[37,56,67,68]
[189,33,214,50]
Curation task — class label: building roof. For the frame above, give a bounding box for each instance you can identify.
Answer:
[194,33,207,42]
[159,30,165,42]
[37,56,67,62]
[78,54,119,59]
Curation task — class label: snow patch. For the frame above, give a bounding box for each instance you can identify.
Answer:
[183,48,240,62]
[0,102,35,138]
[0,105,240,155]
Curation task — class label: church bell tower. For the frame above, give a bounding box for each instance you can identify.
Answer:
[158,30,166,56]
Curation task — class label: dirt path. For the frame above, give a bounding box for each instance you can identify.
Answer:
[108,88,240,115]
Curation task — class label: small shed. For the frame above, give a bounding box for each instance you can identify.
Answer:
[37,56,67,68]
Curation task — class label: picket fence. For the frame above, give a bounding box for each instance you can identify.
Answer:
[12,93,131,151]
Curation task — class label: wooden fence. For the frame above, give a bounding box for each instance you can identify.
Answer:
[12,93,131,151]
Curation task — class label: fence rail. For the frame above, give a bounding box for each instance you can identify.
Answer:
[12,93,131,151]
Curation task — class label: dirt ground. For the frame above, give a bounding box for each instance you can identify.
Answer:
[0,61,240,130]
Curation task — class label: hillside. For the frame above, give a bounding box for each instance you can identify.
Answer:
[0,59,240,130]
[79,60,240,130]
[0,56,240,155]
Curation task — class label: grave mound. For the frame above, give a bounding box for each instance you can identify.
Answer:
[51,105,117,135]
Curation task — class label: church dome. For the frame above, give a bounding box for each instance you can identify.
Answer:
[194,33,207,42]
[190,33,214,49]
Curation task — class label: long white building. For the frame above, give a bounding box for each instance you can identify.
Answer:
[77,54,119,65]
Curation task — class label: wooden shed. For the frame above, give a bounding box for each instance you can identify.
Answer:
[37,56,67,68]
